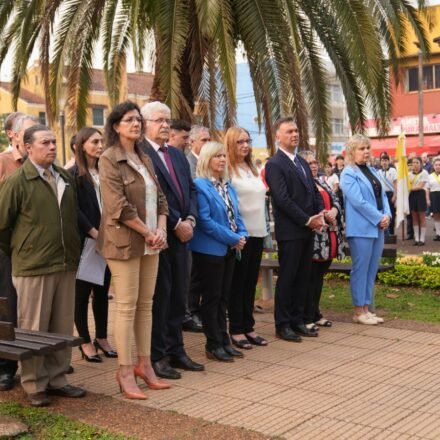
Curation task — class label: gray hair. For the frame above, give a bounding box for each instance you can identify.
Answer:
[299,150,315,160]
[345,134,370,166]
[12,115,39,133]
[140,101,171,120]
[4,112,25,136]
[190,125,210,141]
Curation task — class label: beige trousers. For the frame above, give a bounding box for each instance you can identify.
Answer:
[107,254,158,366]
[12,271,76,394]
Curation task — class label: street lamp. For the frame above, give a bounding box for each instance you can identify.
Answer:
[59,99,66,165]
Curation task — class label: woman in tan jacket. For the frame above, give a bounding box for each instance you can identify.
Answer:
[98,101,169,399]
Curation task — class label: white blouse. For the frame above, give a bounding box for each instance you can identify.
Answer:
[428,172,440,192]
[231,167,267,237]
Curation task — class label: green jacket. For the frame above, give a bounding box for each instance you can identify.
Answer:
[0,159,81,276]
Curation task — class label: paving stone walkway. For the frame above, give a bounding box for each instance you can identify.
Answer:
[69,304,440,440]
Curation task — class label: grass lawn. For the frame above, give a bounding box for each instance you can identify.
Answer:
[0,401,133,440]
[321,279,440,323]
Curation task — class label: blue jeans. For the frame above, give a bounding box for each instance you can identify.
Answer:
[347,232,384,307]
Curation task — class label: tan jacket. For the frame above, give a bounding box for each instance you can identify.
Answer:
[97,145,168,260]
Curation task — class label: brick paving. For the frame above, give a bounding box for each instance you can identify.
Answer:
[68,304,440,439]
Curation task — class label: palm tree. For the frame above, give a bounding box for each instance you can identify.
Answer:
[0,0,430,157]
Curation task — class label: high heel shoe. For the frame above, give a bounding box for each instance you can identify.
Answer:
[79,345,102,363]
[116,371,147,400]
[134,367,171,390]
[93,339,118,358]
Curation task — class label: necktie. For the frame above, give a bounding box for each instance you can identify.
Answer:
[293,155,306,177]
[44,169,58,196]
[159,146,184,204]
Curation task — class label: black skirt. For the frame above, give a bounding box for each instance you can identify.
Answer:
[430,191,440,213]
[409,190,427,212]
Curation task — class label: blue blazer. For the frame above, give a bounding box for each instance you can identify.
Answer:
[340,165,391,238]
[189,178,248,256]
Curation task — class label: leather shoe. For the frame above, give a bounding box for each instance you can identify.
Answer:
[0,373,14,391]
[291,324,318,337]
[169,354,205,371]
[152,359,181,380]
[276,327,302,342]
[47,384,86,398]
[205,347,234,362]
[224,345,244,358]
[182,318,203,333]
[27,391,50,407]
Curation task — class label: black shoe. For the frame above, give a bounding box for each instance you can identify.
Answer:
[413,241,420,246]
[79,346,102,363]
[0,373,14,391]
[182,318,203,333]
[206,347,234,362]
[169,354,205,371]
[65,365,74,374]
[276,327,302,342]
[93,339,118,358]
[152,359,181,380]
[434,235,440,242]
[27,391,50,407]
[291,324,319,337]
[47,384,86,398]
[418,241,425,246]
[224,345,244,358]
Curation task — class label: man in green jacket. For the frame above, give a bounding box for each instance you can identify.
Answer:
[0,124,85,407]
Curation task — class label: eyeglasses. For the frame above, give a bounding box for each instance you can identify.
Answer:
[146,118,172,125]
[237,139,252,145]
[120,117,142,124]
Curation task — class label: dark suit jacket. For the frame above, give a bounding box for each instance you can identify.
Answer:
[265,149,324,241]
[69,164,101,243]
[139,138,197,231]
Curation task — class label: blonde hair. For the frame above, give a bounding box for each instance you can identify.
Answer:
[196,141,229,180]
[345,134,371,166]
[224,127,257,177]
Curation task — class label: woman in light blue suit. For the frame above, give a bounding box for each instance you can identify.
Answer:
[189,142,248,362]
[340,134,391,325]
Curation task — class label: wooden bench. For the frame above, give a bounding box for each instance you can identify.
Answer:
[0,298,83,361]
[260,234,397,300]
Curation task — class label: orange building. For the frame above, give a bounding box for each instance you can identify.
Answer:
[368,5,440,157]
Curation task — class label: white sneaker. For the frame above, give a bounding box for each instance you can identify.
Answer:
[367,312,384,324]
[352,313,378,325]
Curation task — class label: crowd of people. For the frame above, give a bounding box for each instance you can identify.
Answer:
[0,106,438,407]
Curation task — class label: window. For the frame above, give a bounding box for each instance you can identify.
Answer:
[406,64,440,92]
[92,108,104,126]
[331,84,344,103]
[38,112,46,125]
[331,118,344,135]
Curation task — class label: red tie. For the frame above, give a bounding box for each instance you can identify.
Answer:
[159,146,184,204]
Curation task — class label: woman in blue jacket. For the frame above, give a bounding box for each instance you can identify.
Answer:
[189,142,248,362]
[340,135,391,325]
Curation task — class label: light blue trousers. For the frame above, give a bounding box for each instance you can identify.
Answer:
[347,231,384,307]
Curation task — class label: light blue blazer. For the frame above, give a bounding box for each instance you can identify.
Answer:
[189,178,248,256]
[340,165,391,238]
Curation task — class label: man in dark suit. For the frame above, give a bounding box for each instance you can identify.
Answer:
[139,101,204,379]
[265,117,325,342]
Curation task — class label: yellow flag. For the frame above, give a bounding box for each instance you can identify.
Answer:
[395,133,409,230]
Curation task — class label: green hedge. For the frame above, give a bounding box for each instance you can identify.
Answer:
[325,265,440,289]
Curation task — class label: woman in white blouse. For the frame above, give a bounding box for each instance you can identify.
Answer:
[224,127,268,349]
[428,156,440,241]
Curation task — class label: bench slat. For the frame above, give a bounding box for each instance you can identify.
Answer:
[15,329,83,347]
[15,334,67,351]
[0,344,34,361]
[0,339,55,355]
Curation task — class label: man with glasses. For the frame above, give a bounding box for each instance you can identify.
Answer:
[139,102,204,380]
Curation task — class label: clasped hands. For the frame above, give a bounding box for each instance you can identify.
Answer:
[379,215,391,230]
[175,219,194,243]
[145,228,167,250]
[232,236,246,251]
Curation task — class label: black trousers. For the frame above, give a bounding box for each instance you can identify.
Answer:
[0,250,17,376]
[304,260,332,324]
[228,237,263,335]
[74,267,111,343]
[193,250,235,351]
[275,235,314,329]
[151,237,187,362]
[385,192,396,235]
[187,251,202,318]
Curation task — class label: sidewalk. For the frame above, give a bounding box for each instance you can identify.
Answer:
[69,305,440,440]
[397,216,439,254]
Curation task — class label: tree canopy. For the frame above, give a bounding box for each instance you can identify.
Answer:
[0,0,430,157]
